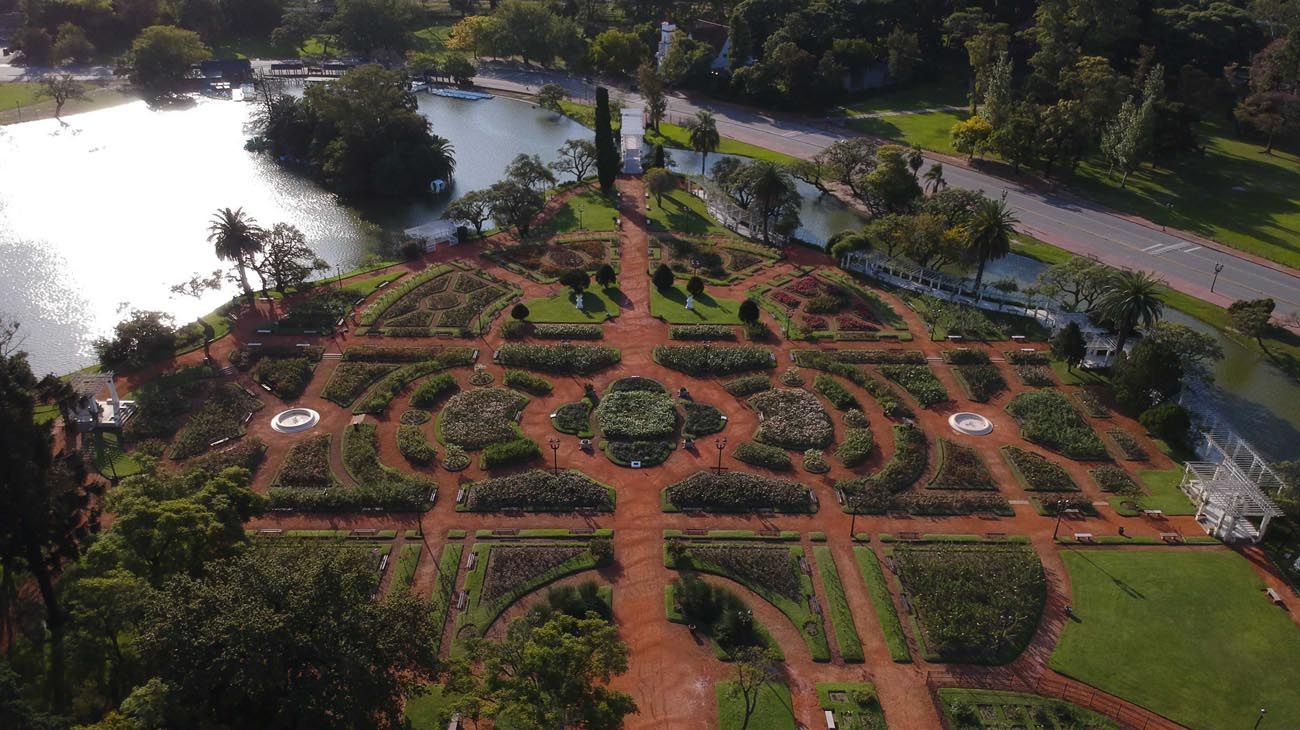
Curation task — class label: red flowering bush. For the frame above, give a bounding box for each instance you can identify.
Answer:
[789,276,821,296]
[836,315,876,331]
[770,290,801,308]
[802,314,828,330]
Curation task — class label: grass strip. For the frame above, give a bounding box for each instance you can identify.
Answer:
[853,547,910,662]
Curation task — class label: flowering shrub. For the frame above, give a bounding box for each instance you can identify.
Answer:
[397,424,437,465]
[689,545,803,600]
[836,428,875,467]
[802,314,829,330]
[942,348,991,365]
[439,388,528,450]
[1013,365,1055,387]
[805,295,845,314]
[480,437,542,469]
[443,445,470,471]
[355,361,454,415]
[665,471,812,512]
[954,365,1007,403]
[723,375,772,397]
[1002,446,1078,491]
[552,401,592,436]
[880,365,949,408]
[789,276,821,296]
[835,315,876,331]
[465,469,613,511]
[482,546,587,603]
[803,449,830,473]
[497,344,621,374]
[1091,465,1139,494]
[1006,391,1107,460]
[682,401,726,437]
[814,374,858,411]
[410,373,459,408]
[770,290,801,308]
[843,409,871,428]
[604,439,674,466]
[170,384,264,459]
[751,388,834,450]
[275,434,335,489]
[929,439,995,490]
[734,441,793,471]
[254,357,314,400]
[1107,429,1147,460]
[532,323,604,340]
[670,325,737,341]
[654,345,774,376]
[839,425,928,512]
[342,345,475,363]
[503,370,553,396]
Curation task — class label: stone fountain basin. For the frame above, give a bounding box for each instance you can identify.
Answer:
[272,407,320,433]
[949,412,993,436]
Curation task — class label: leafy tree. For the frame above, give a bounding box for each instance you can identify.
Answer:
[1034,257,1109,312]
[1101,65,1163,187]
[95,310,179,371]
[253,223,328,294]
[1227,298,1276,345]
[139,545,440,729]
[686,276,705,298]
[922,162,945,194]
[1036,99,1091,174]
[814,138,877,198]
[511,303,530,320]
[550,139,598,183]
[978,52,1013,128]
[1234,92,1300,154]
[272,3,325,52]
[560,269,590,293]
[446,14,503,58]
[487,180,545,235]
[52,23,95,65]
[989,103,1040,173]
[893,213,962,270]
[595,264,617,289]
[589,29,647,76]
[537,83,566,113]
[1146,321,1224,379]
[0,658,63,730]
[739,298,761,324]
[208,207,264,304]
[444,190,493,237]
[962,194,1017,291]
[1050,321,1087,370]
[594,87,619,194]
[334,0,419,61]
[644,167,676,207]
[15,26,53,66]
[638,63,667,130]
[653,263,675,291]
[36,73,88,121]
[744,161,802,245]
[730,646,782,730]
[125,26,211,97]
[457,613,636,729]
[661,34,715,87]
[687,110,721,174]
[505,153,557,191]
[861,145,921,215]
[1112,338,1182,414]
[884,26,920,84]
[950,116,993,161]
[494,0,579,66]
[1098,269,1164,355]
[1140,401,1192,447]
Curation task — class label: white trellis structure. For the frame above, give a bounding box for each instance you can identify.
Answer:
[69,372,132,432]
[841,250,1122,365]
[1180,414,1285,543]
[686,179,790,246]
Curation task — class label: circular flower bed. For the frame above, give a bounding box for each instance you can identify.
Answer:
[400,409,431,425]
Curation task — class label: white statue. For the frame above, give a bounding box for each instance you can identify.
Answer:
[575,293,585,310]
[685,295,694,311]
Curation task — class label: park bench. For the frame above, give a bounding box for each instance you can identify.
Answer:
[455,487,466,503]
[1266,587,1284,605]
[1062,508,1084,520]
[1143,509,1166,520]
[502,507,523,516]
[256,529,283,537]
[884,557,897,573]
[454,591,468,610]
[899,592,913,614]
[975,511,1000,521]
[427,489,437,504]
[351,528,378,538]
[834,489,846,505]
[985,532,1007,541]
[493,528,519,535]
[684,529,708,537]
[798,556,811,574]
[897,531,921,541]
[1074,532,1095,543]
[465,552,477,570]
[887,510,911,520]
[825,710,837,729]
[1010,335,1026,342]
[572,528,595,535]
[1160,532,1183,544]
[377,555,388,572]
[809,597,822,615]
[209,437,230,448]
[758,528,780,537]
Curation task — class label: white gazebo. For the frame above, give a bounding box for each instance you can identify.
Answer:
[404,219,459,251]
[620,107,645,175]
[1181,415,1286,543]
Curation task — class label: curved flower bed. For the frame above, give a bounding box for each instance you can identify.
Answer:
[750,388,834,450]
[664,471,813,513]
[463,469,615,512]
[438,388,528,450]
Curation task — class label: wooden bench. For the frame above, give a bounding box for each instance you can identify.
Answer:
[758,528,780,537]
[1074,532,1095,543]
[256,528,283,537]
[825,709,837,729]
[465,552,477,569]
[455,487,466,503]
[1266,587,1284,605]
[684,529,708,537]
[986,532,1007,541]
[897,531,921,541]
[493,528,518,536]
[571,527,595,535]
[454,591,468,610]
[1143,509,1166,520]
[1160,532,1183,544]
[351,528,378,537]
[1062,508,1084,520]
[899,592,913,614]
[975,511,1000,521]
[887,510,911,520]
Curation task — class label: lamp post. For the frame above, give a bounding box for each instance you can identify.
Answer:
[1210,263,1225,293]
[548,437,560,474]
[714,437,727,475]
[1052,499,1065,541]
[1255,708,1267,729]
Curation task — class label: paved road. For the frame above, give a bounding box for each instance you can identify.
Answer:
[474,64,1300,315]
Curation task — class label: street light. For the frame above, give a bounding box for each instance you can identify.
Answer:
[714,437,727,475]
[1211,263,1225,293]
[548,437,560,474]
[1255,708,1267,729]
[1052,498,1066,541]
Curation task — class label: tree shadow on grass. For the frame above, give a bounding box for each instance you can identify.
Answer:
[1068,548,1146,601]
[659,286,728,321]
[653,196,712,236]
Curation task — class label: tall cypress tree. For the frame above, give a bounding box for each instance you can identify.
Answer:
[594,86,618,194]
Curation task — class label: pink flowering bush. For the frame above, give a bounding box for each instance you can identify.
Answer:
[789,276,821,297]
[770,290,801,308]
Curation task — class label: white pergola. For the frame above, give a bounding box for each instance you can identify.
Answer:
[1181,415,1286,542]
[69,372,129,432]
[620,108,645,175]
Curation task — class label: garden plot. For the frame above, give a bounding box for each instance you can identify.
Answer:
[755,270,910,342]
[437,388,528,450]
[666,541,830,661]
[663,471,814,513]
[460,469,615,512]
[840,426,1012,516]
[595,377,678,467]
[938,689,1117,730]
[928,439,997,491]
[267,424,434,511]
[486,236,619,283]
[359,265,518,336]
[170,383,264,460]
[1001,446,1080,492]
[1006,391,1107,460]
[650,235,778,284]
[750,388,834,451]
[818,683,888,730]
[667,574,784,661]
[272,434,337,489]
[456,541,606,641]
[894,543,1046,664]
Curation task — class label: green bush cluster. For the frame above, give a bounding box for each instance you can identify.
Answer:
[1107,429,1148,460]
[597,390,677,439]
[496,343,621,374]
[653,345,775,376]
[671,573,767,658]
[1090,465,1139,494]
[751,388,834,450]
[793,352,913,419]
[797,349,926,365]
[941,348,992,364]
[274,434,335,489]
[503,370,553,395]
[953,365,1007,403]
[480,437,542,469]
[682,401,726,438]
[669,325,738,341]
[733,441,793,471]
[665,471,812,512]
[836,428,875,468]
[605,439,675,466]
[814,374,858,411]
[880,365,949,408]
[321,362,399,406]
[399,409,431,425]
[354,361,453,415]
[929,440,996,490]
[253,357,314,400]
[1005,350,1049,365]
[439,387,528,449]
[532,323,604,340]
[465,469,614,511]
[397,424,437,466]
[410,373,459,407]
[839,425,928,513]
[552,400,593,436]
[1006,391,1107,460]
[722,375,772,396]
[689,545,803,600]
[267,483,429,512]
[185,438,266,480]
[1002,446,1079,491]
[342,345,475,363]
[170,383,263,459]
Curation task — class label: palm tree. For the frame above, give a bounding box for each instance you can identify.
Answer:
[208,208,264,304]
[1097,269,1164,356]
[749,161,796,246]
[429,135,456,183]
[687,110,721,174]
[963,195,1017,292]
[923,163,946,194]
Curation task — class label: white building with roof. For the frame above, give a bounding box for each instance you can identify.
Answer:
[620,107,645,175]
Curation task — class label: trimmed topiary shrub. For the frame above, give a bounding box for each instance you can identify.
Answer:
[665,471,812,512]
[734,441,793,471]
[480,437,542,469]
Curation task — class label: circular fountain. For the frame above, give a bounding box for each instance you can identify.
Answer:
[271,408,321,433]
[948,412,993,436]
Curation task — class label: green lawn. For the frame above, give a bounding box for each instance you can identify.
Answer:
[92,431,143,479]
[814,547,865,662]
[817,683,888,729]
[524,287,621,323]
[403,684,455,729]
[847,110,968,156]
[853,547,911,662]
[715,682,797,730]
[842,81,968,115]
[391,543,421,592]
[542,189,620,233]
[651,285,742,325]
[649,123,802,167]
[0,82,43,109]
[1050,550,1300,730]
[33,404,59,426]
[645,188,727,236]
[1108,468,1196,516]
[1050,360,1110,386]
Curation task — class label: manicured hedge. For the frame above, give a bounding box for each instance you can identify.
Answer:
[682,402,726,437]
[552,400,593,436]
[734,441,793,471]
[321,362,399,406]
[605,439,675,467]
[480,437,542,469]
[836,428,875,468]
[355,360,461,415]
[795,349,926,365]
[793,351,914,419]
[814,374,859,411]
[596,390,677,439]
[670,325,738,341]
[496,344,621,374]
[1002,446,1079,491]
[464,469,614,511]
[531,323,605,340]
[253,357,314,400]
[880,365,949,408]
[941,348,991,364]
[170,383,264,459]
[723,375,772,397]
[397,424,437,466]
[839,424,929,513]
[653,345,775,376]
[274,434,336,488]
[1005,350,1049,365]
[751,388,834,450]
[664,471,812,512]
[342,345,475,363]
[266,482,429,511]
[503,370,553,395]
[1006,391,1107,460]
[410,373,459,407]
[953,364,1007,403]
